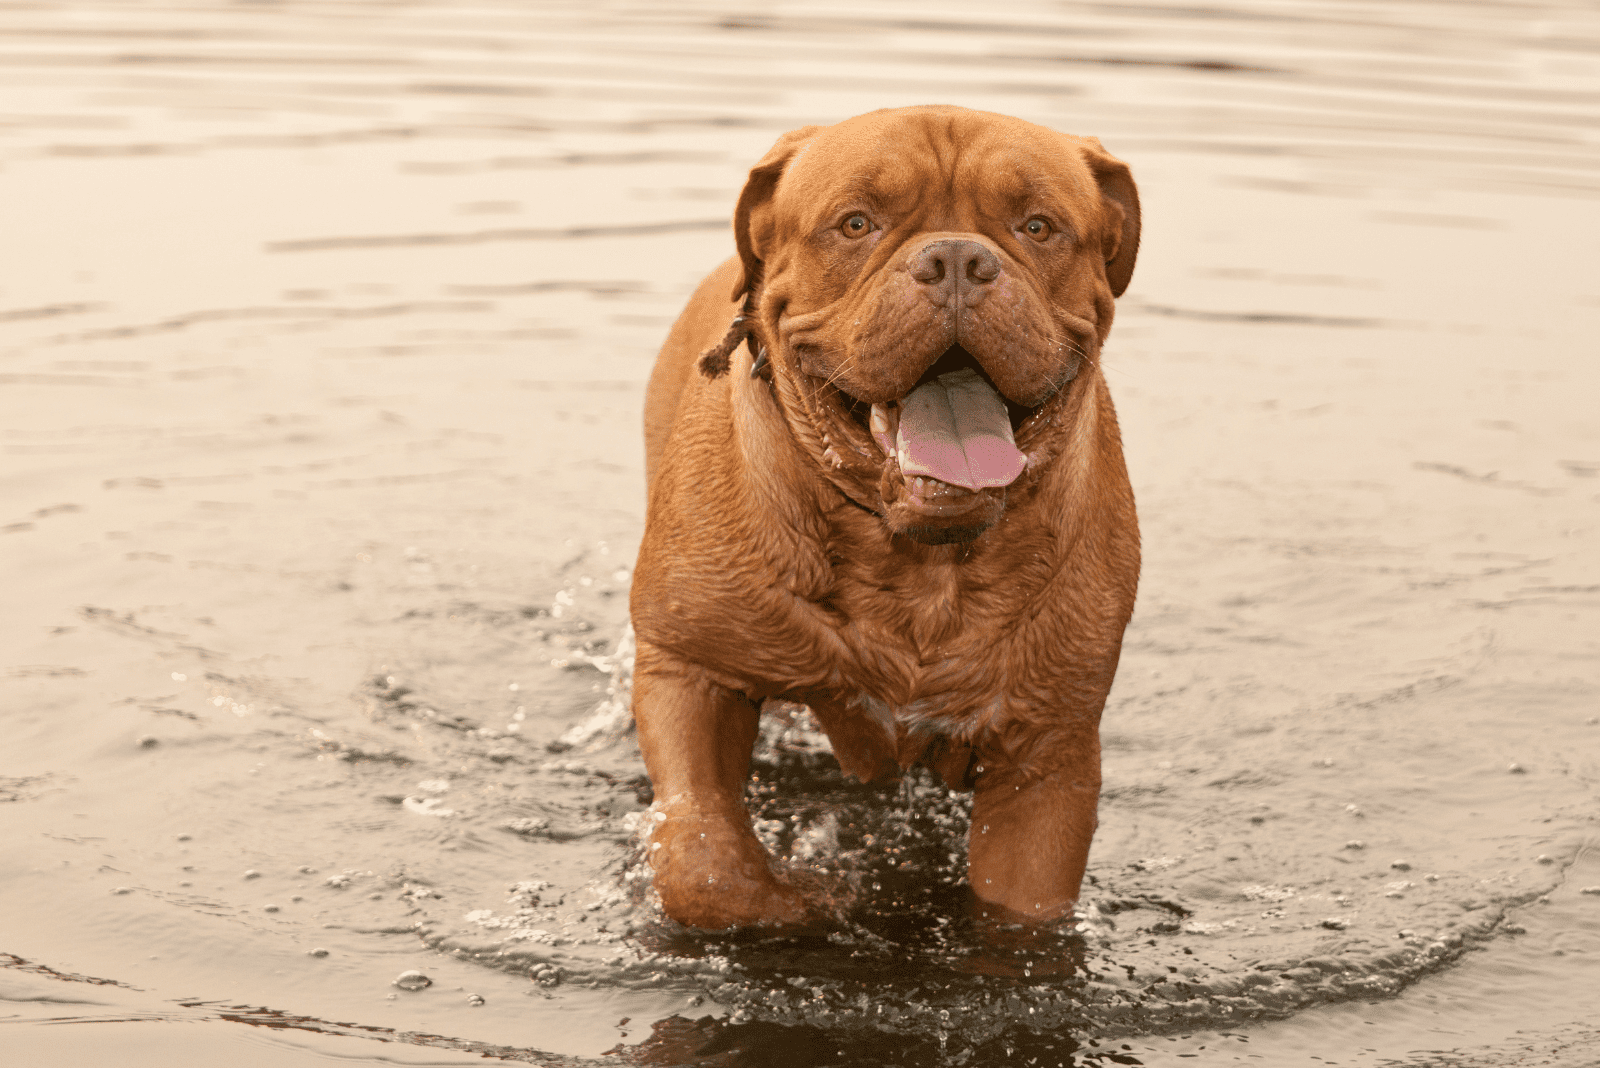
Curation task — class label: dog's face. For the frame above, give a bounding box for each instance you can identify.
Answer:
[733,106,1139,544]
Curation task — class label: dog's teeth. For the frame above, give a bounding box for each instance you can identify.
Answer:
[906,474,975,500]
[869,403,896,456]
[823,447,843,468]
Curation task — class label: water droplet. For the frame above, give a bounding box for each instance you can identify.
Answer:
[393,970,432,991]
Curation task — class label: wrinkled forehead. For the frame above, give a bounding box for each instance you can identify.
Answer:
[778,110,1101,215]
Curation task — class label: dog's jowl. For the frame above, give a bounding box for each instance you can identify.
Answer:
[631,106,1141,930]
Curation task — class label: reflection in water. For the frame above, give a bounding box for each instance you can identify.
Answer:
[2,1,1599,1066]
[610,1015,1144,1067]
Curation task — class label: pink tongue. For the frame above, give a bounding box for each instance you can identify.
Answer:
[894,368,1026,491]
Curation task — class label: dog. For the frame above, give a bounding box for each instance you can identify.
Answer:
[630,106,1140,930]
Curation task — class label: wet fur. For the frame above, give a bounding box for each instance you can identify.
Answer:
[631,106,1141,930]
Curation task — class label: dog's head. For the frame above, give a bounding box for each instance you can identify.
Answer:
[730,106,1139,545]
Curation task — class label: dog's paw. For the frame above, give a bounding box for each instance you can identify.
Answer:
[647,812,815,930]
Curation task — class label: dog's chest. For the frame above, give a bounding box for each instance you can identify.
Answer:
[843,685,1003,737]
[820,565,1018,715]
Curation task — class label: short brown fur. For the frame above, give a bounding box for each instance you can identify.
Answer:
[631,106,1141,929]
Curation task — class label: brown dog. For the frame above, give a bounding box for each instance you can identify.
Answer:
[630,106,1140,930]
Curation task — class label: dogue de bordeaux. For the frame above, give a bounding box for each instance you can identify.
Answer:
[630,105,1140,930]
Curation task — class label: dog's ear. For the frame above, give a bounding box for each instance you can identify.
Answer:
[1078,138,1141,298]
[731,125,823,302]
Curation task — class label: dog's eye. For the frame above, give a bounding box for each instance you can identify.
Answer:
[840,214,873,238]
[1023,217,1052,242]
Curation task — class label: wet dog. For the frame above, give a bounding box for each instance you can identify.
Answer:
[630,106,1140,929]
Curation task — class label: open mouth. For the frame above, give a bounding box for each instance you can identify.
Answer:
[833,346,1045,507]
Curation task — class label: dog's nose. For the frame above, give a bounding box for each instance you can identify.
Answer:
[908,239,1000,307]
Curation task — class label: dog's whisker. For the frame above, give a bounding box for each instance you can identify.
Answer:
[820,356,858,394]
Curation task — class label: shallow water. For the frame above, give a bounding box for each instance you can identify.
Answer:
[2,1,1598,1065]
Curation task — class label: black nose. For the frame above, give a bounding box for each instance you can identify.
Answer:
[909,239,1001,307]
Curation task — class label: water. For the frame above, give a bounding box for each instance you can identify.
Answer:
[2,1,1598,1065]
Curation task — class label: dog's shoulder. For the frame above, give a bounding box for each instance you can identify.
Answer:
[643,258,745,490]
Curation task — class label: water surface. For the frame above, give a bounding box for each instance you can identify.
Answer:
[3,2,1598,1065]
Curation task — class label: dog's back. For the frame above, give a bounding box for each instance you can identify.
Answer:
[642,258,742,491]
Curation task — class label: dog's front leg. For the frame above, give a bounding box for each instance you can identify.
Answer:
[632,642,809,929]
[966,728,1101,924]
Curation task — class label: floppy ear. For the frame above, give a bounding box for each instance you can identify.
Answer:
[1079,139,1141,298]
[731,125,823,302]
